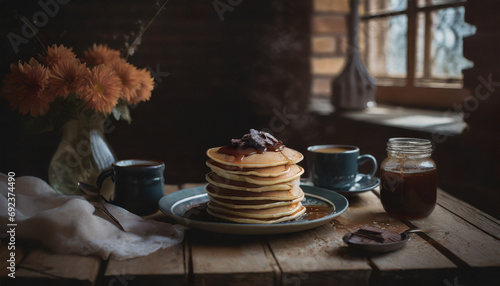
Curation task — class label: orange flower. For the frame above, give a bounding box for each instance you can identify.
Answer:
[38,44,77,69]
[112,61,140,102]
[129,68,155,104]
[49,59,88,98]
[83,44,121,67]
[2,58,55,117]
[80,65,122,113]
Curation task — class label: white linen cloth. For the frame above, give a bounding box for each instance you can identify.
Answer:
[0,173,183,260]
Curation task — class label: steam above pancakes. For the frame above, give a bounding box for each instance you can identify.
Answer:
[205,129,305,224]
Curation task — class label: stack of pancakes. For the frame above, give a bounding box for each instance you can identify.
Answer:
[205,144,306,224]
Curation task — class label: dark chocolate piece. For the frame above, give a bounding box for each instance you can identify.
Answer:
[348,227,402,244]
[219,129,285,160]
[231,129,282,149]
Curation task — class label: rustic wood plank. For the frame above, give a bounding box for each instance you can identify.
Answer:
[408,205,500,267]
[363,190,457,286]
[189,229,278,286]
[370,245,457,286]
[267,224,371,286]
[183,238,191,285]
[267,192,374,286]
[180,183,206,190]
[103,183,185,285]
[437,189,500,240]
[407,204,500,285]
[104,244,185,286]
[261,240,281,285]
[14,249,100,286]
[164,184,181,195]
[373,187,500,284]
[268,190,457,286]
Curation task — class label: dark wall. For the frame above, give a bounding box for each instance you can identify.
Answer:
[461,0,500,216]
[2,0,498,218]
[0,0,312,183]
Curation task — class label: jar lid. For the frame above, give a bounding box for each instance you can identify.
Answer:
[387,138,433,155]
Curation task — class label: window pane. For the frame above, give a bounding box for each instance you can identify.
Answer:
[415,12,425,78]
[430,7,475,78]
[365,15,407,79]
[417,0,464,7]
[360,21,367,56]
[365,0,407,13]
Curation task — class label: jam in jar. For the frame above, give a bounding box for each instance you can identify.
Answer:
[380,138,437,219]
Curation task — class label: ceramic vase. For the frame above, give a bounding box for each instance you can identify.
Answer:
[48,114,116,195]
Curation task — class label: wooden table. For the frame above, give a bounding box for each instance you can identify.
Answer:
[2,183,500,286]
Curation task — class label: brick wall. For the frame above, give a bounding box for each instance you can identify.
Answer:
[310,0,349,99]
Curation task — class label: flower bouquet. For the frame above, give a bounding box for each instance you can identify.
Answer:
[2,44,156,195]
[3,43,154,121]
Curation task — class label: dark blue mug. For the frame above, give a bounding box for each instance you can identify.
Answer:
[97,159,165,216]
[307,145,377,190]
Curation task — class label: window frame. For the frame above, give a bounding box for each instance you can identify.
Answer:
[361,0,469,108]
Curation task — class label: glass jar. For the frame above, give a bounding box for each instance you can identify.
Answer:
[380,138,437,219]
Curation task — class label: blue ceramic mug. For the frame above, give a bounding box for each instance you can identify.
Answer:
[97,159,165,216]
[307,145,377,190]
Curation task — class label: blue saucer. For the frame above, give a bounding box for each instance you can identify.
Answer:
[301,174,380,195]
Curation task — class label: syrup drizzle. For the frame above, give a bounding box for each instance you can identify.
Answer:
[305,205,334,220]
[218,144,285,161]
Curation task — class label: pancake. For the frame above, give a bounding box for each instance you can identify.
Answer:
[208,194,304,209]
[207,201,302,219]
[206,184,303,201]
[207,205,306,224]
[213,164,304,185]
[206,173,299,192]
[206,160,291,178]
[204,130,306,224]
[207,147,303,168]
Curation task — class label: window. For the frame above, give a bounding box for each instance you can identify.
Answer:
[361,0,475,108]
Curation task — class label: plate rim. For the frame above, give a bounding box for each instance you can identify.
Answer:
[158,184,349,234]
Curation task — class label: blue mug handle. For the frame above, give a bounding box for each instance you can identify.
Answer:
[357,154,377,177]
[96,168,114,190]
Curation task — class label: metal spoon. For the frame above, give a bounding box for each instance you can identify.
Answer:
[343,228,445,253]
[78,182,125,231]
